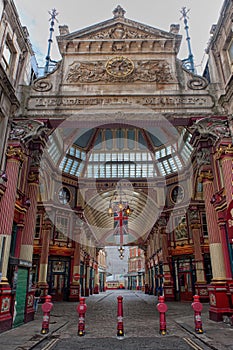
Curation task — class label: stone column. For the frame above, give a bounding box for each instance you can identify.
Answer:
[0,145,24,282]
[199,170,227,321]
[38,217,51,298]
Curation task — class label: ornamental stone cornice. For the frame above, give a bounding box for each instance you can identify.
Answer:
[190,117,230,143]
[198,170,214,183]
[216,144,233,159]
[28,171,39,184]
[6,145,25,162]
[9,120,47,144]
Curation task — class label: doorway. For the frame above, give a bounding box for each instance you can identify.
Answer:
[173,256,196,301]
[48,258,70,301]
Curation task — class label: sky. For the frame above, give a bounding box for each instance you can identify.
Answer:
[14,0,224,74]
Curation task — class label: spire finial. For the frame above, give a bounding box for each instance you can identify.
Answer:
[180,7,195,73]
[44,8,59,75]
[113,5,126,18]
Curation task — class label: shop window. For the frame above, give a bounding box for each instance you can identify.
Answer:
[201,213,208,237]
[35,215,42,238]
[54,216,69,241]
[173,215,188,240]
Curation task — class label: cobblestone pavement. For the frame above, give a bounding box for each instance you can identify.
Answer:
[0,290,233,350]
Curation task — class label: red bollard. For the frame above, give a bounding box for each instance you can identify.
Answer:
[117,295,124,337]
[191,295,203,334]
[41,295,53,334]
[156,295,168,335]
[76,297,87,336]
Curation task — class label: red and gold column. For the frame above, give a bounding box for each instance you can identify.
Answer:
[191,223,208,301]
[199,170,227,321]
[94,249,100,294]
[20,171,39,263]
[70,239,81,301]
[0,146,24,282]
[217,145,233,314]
[38,217,51,299]
[20,171,39,322]
[161,223,174,301]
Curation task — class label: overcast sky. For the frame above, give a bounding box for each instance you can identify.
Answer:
[14,0,224,74]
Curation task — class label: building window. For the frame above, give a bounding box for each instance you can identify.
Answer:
[2,42,11,71]
[58,187,70,204]
[54,216,69,241]
[201,213,208,237]
[35,215,42,238]
[228,39,233,69]
[2,39,15,75]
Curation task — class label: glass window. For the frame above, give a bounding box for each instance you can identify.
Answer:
[106,129,113,150]
[58,187,70,204]
[2,41,12,72]
[127,130,135,150]
[117,129,124,149]
[228,39,233,65]
[69,147,75,156]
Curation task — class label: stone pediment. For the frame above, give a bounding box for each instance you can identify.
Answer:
[57,5,181,43]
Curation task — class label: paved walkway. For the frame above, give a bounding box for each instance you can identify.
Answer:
[0,290,233,350]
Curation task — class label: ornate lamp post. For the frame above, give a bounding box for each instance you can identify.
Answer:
[108,185,133,259]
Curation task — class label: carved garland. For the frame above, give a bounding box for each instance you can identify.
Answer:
[66,59,173,83]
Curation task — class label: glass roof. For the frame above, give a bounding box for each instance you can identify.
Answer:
[55,127,193,178]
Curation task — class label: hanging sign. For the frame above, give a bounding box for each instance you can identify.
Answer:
[226,200,233,243]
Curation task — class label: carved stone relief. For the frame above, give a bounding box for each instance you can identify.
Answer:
[89,24,155,40]
[187,76,208,90]
[191,117,230,141]
[196,148,211,166]
[32,79,52,92]
[66,59,173,83]
[9,120,46,143]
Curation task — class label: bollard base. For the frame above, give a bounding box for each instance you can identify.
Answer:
[195,328,203,334]
[78,330,85,336]
[160,330,166,336]
[41,328,49,335]
[117,329,124,337]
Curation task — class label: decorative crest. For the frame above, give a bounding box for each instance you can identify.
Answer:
[113,5,126,18]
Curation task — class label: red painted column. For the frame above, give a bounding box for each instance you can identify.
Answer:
[218,150,233,278]
[0,145,24,281]
[220,148,233,205]
[70,239,81,301]
[200,170,227,321]
[161,222,174,301]
[192,224,208,300]
[20,171,39,322]
[94,249,100,294]
[0,145,24,332]
[14,214,25,258]
[20,171,39,262]
[38,217,52,298]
